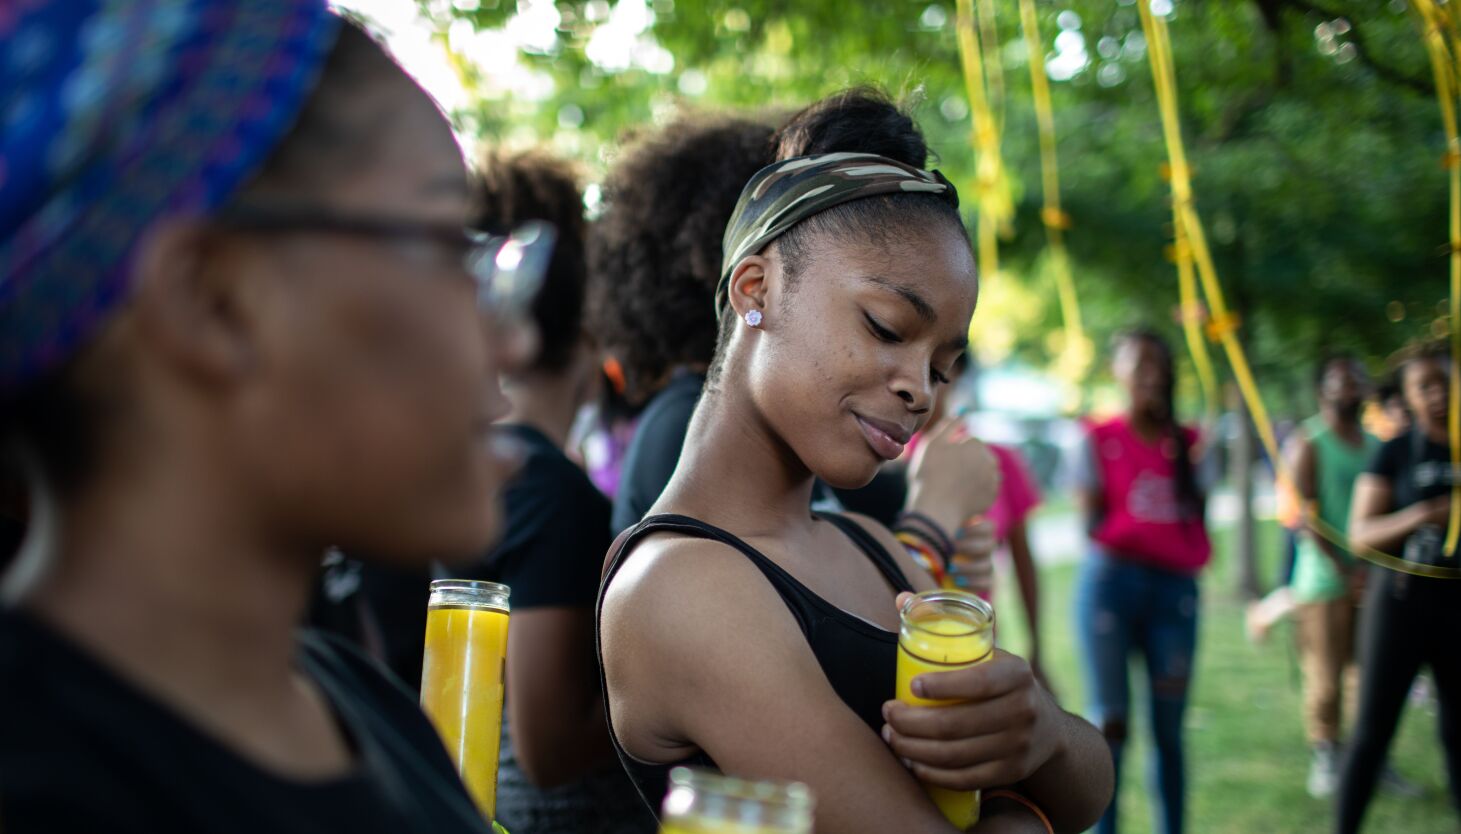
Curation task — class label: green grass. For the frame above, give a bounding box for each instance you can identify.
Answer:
[996,513,1457,833]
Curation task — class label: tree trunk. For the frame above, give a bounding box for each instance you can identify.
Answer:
[1228,389,1261,599]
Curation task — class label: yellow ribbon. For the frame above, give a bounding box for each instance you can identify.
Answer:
[956,0,1014,296]
[1140,0,1461,579]
[1018,0,1091,386]
[1412,0,1461,560]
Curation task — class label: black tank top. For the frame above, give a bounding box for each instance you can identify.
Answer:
[595,512,916,817]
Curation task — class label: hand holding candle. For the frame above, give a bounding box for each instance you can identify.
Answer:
[885,622,1062,798]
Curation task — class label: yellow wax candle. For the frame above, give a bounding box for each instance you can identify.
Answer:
[660,767,813,834]
[660,823,788,834]
[895,591,995,830]
[420,580,511,821]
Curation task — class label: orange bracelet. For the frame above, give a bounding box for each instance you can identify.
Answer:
[982,790,1053,834]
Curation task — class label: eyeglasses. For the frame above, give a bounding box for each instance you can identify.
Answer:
[214,204,556,319]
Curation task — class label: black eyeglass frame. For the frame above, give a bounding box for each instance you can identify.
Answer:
[213,203,555,317]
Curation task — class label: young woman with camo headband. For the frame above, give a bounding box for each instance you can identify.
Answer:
[597,89,1113,833]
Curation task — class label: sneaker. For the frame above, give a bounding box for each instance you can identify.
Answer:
[1308,744,1339,798]
[1380,764,1424,798]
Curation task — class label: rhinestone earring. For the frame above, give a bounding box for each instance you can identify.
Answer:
[744,310,763,328]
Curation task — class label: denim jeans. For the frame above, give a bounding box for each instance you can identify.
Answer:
[1075,547,1200,834]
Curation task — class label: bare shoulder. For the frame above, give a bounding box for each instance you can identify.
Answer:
[833,511,937,592]
[600,530,813,757]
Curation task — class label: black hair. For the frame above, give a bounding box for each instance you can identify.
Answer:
[242,24,405,196]
[1113,328,1205,520]
[1,22,404,498]
[706,88,969,384]
[1377,376,1403,404]
[586,114,776,403]
[474,150,587,374]
[769,88,967,289]
[1313,352,1363,391]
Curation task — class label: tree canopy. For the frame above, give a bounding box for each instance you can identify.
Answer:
[408,0,1449,413]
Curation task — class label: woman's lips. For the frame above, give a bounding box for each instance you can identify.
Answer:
[855,414,910,461]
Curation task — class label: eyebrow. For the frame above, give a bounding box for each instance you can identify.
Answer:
[865,275,937,324]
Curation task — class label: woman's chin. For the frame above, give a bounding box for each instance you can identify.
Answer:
[811,455,882,492]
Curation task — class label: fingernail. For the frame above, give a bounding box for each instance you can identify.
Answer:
[882,701,893,721]
[913,679,926,698]
[902,758,914,770]
[882,725,892,744]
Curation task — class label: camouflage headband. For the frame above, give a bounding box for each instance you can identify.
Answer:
[716,152,959,319]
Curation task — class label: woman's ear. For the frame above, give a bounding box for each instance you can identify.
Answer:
[726,255,771,323]
[129,218,259,387]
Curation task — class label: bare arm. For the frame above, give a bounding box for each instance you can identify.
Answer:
[505,607,615,787]
[1348,473,1447,553]
[1004,519,1046,689]
[1074,437,1104,537]
[1288,431,1344,569]
[884,656,1113,833]
[603,538,964,834]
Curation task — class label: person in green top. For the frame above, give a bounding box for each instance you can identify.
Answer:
[1286,355,1379,798]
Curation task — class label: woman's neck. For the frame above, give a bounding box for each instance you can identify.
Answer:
[503,372,580,449]
[7,456,317,712]
[1420,418,1450,446]
[1126,408,1169,442]
[658,384,819,537]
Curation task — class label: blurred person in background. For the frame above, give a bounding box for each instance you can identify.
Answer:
[588,113,777,534]
[1373,375,1411,441]
[1339,345,1461,833]
[464,149,655,833]
[1285,356,1381,798]
[0,4,533,830]
[905,352,1051,692]
[1075,328,1211,834]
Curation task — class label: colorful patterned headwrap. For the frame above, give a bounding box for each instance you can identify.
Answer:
[0,0,342,394]
[716,152,960,319]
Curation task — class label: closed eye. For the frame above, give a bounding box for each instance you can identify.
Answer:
[865,313,902,344]
[932,368,951,386]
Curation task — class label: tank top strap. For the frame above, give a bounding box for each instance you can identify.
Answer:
[817,512,916,593]
[600,513,804,595]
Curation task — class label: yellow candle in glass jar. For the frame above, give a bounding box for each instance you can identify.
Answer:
[420,579,511,821]
[895,590,995,829]
[659,767,813,834]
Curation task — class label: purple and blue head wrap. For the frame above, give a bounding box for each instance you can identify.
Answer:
[0,0,342,394]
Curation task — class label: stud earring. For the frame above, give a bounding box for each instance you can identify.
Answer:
[744,310,763,328]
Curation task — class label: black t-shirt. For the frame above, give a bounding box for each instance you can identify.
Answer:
[1366,429,1461,581]
[612,372,703,535]
[476,424,610,608]
[0,609,490,834]
[1368,429,1457,510]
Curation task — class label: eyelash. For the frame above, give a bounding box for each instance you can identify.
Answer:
[866,313,951,386]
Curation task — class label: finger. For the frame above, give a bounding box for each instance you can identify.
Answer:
[912,651,1029,702]
[885,688,1038,741]
[884,725,1024,770]
[908,759,1023,793]
[894,591,915,612]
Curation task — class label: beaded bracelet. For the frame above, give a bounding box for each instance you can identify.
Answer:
[897,511,956,560]
[982,790,1054,834]
[895,531,949,587]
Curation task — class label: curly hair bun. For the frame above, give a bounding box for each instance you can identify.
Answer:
[773,87,929,169]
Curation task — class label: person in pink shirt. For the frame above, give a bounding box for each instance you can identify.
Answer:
[907,354,1051,690]
[1075,329,1211,834]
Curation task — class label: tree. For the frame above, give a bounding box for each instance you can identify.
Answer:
[418,0,1449,414]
